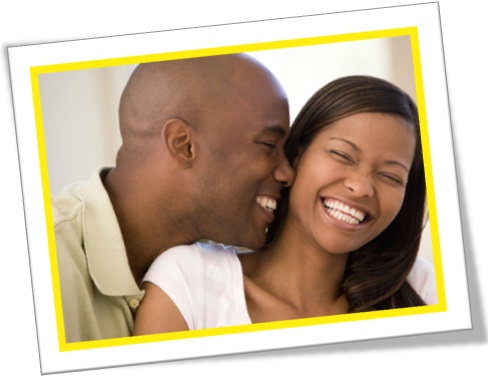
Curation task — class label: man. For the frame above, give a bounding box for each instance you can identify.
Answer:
[52,53,295,342]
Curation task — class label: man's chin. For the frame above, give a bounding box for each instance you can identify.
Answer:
[240,232,267,251]
[203,227,266,251]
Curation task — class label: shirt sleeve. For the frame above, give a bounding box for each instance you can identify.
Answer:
[407,257,438,305]
[142,244,202,330]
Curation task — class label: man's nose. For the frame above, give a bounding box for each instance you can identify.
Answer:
[274,154,295,187]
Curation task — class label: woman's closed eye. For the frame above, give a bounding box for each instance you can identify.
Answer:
[329,149,354,164]
[378,172,406,186]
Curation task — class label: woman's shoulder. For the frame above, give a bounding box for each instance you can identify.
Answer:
[407,257,438,304]
[152,241,238,261]
[408,257,435,280]
[148,241,244,277]
[151,243,201,266]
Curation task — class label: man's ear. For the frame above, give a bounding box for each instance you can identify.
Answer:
[162,118,195,168]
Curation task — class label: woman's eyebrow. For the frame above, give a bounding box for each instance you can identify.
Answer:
[329,137,359,151]
[383,160,410,173]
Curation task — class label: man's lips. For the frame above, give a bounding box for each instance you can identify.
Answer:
[256,195,278,212]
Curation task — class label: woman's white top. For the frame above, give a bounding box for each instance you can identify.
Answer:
[142,242,437,330]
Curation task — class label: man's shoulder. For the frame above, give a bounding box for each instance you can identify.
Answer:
[52,168,111,229]
[51,171,104,263]
[52,182,84,227]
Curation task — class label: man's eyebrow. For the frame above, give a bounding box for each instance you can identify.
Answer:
[259,125,287,138]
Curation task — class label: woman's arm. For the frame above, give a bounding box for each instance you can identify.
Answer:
[133,282,189,335]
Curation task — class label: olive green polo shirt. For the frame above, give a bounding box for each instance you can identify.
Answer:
[52,168,144,343]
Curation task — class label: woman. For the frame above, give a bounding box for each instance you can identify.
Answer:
[134,75,436,334]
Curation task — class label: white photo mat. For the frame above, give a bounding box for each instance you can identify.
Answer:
[8,3,470,374]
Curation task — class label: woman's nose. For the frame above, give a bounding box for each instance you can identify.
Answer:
[344,171,374,197]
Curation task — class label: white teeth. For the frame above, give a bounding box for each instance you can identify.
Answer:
[329,209,360,225]
[323,199,367,224]
[257,196,277,212]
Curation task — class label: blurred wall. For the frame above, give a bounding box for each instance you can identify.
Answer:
[248,36,415,122]
[39,64,134,195]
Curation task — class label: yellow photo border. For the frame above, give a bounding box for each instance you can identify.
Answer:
[30,26,446,352]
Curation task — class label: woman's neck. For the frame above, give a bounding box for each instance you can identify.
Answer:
[240,223,349,323]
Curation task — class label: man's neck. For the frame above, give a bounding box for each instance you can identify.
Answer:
[103,167,199,285]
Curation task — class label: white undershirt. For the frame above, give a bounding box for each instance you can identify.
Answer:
[143,242,438,330]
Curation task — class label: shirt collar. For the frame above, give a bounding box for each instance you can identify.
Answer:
[79,168,143,298]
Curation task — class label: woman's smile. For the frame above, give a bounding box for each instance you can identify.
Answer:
[322,197,368,225]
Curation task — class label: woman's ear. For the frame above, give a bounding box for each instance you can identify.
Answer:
[162,118,195,168]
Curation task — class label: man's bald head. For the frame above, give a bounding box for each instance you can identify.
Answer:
[118,54,286,148]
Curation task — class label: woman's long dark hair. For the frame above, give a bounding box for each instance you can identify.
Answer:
[267,75,427,311]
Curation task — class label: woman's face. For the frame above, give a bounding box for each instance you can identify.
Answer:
[287,112,416,255]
